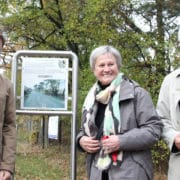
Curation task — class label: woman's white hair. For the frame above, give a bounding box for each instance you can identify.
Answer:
[89,45,122,70]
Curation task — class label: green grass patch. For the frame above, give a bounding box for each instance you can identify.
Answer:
[15,141,71,180]
[15,153,62,180]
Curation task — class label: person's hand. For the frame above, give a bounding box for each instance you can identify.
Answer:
[101,135,120,154]
[79,136,100,153]
[0,170,11,180]
[174,134,180,150]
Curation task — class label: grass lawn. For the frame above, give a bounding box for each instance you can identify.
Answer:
[15,143,71,180]
[15,123,87,180]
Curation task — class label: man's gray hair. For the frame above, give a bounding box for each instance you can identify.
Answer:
[89,45,122,70]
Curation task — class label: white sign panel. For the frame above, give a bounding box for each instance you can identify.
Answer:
[21,57,68,110]
[48,116,59,139]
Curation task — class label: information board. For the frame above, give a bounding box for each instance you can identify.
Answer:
[21,57,69,110]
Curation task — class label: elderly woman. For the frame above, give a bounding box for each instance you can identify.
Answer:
[76,45,162,180]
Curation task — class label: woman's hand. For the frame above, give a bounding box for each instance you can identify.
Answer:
[79,136,100,153]
[174,134,180,150]
[101,135,120,154]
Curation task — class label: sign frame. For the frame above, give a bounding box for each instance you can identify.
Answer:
[11,50,78,180]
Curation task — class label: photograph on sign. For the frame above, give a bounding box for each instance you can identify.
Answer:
[21,57,69,110]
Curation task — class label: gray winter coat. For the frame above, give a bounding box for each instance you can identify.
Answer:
[76,77,162,180]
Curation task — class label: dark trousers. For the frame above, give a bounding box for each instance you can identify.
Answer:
[102,171,109,180]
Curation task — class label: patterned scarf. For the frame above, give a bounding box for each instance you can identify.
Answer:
[82,73,123,170]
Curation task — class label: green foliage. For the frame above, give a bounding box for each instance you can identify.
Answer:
[0,0,178,74]
[172,59,180,70]
[152,140,169,173]
[77,67,96,124]
[28,130,39,145]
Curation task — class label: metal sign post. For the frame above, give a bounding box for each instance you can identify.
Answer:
[11,50,78,180]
